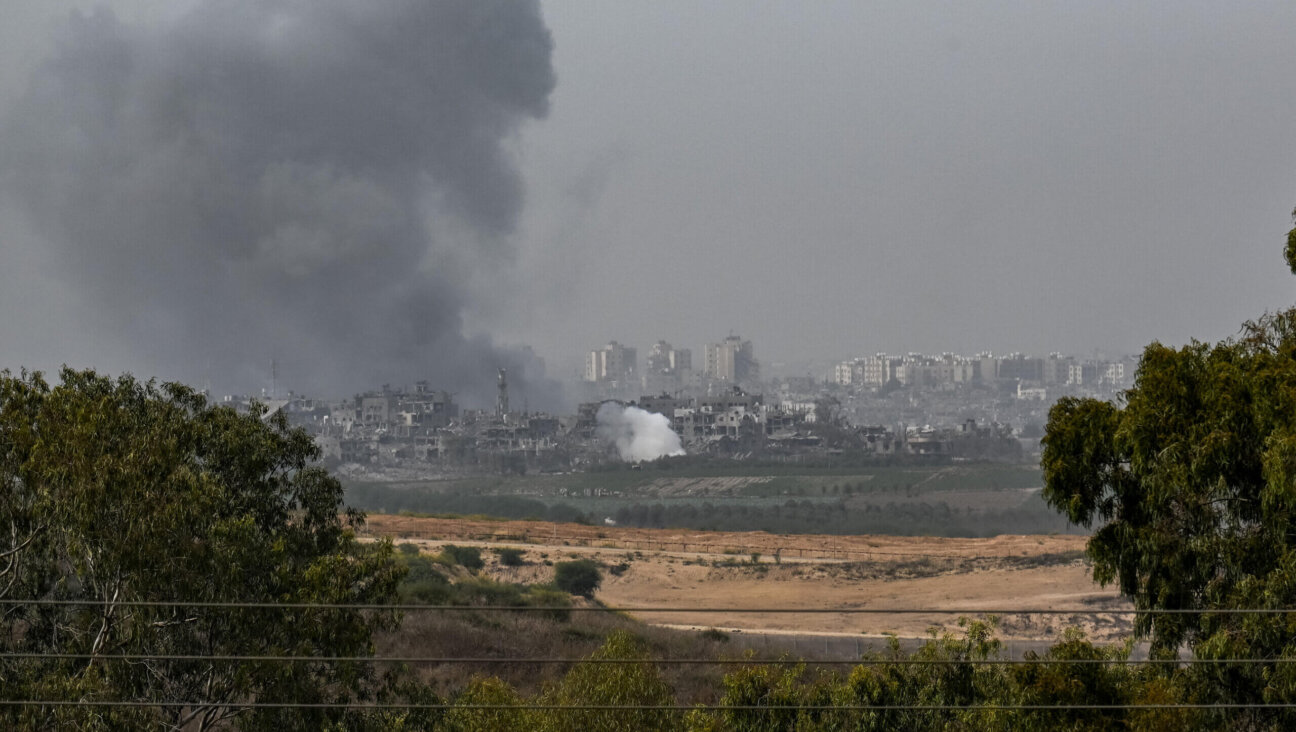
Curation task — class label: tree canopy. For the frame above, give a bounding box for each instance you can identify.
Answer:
[1042,227,1296,726]
[0,368,403,729]
[553,559,602,599]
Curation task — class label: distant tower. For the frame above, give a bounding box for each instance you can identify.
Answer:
[497,368,509,419]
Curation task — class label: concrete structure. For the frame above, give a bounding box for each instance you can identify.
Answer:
[704,335,757,383]
[585,341,637,385]
[643,340,693,393]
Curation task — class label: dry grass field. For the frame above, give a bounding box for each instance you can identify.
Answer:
[363,514,1130,643]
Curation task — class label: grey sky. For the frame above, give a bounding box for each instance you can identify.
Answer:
[3,2,1295,397]
[502,2,1296,377]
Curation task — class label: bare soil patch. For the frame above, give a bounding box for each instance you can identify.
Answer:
[364,514,1128,642]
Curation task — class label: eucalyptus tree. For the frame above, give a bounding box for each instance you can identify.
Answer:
[0,369,404,730]
[1042,229,1296,727]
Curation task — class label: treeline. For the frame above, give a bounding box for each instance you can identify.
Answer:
[344,482,1077,537]
[344,485,590,524]
[610,498,1077,537]
[587,452,968,473]
[395,623,1268,731]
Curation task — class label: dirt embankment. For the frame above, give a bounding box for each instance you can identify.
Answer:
[362,514,1129,642]
[364,514,1089,560]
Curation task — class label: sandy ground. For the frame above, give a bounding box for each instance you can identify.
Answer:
[363,515,1130,642]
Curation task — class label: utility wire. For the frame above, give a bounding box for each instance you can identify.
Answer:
[0,653,1293,665]
[0,701,1294,711]
[0,599,1263,613]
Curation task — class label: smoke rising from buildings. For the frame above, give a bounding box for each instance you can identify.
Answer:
[0,0,560,407]
[596,402,686,463]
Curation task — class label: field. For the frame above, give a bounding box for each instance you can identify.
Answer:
[345,461,1079,537]
[363,514,1129,647]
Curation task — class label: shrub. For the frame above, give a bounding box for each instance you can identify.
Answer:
[525,587,572,622]
[700,628,730,643]
[438,544,484,571]
[553,559,602,598]
[399,576,452,604]
[495,547,526,566]
[402,555,447,584]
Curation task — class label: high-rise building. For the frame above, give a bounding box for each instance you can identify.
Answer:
[703,336,757,383]
[646,340,691,375]
[584,341,637,384]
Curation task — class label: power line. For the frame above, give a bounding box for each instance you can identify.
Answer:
[0,701,1293,711]
[0,599,1278,613]
[0,653,1292,665]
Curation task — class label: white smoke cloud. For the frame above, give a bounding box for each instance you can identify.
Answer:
[595,402,685,463]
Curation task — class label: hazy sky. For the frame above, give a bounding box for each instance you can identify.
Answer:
[3,2,1296,396]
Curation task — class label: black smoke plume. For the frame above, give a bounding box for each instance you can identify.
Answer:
[1,0,560,408]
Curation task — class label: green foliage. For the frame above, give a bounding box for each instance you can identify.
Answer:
[495,547,526,566]
[1010,628,1138,731]
[393,549,571,621]
[344,464,1064,538]
[1287,208,1296,274]
[714,660,825,731]
[396,554,453,603]
[442,676,536,732]
[420,618,1221,730]
[554,559,603,598]
[1041,296,1296,723]
[537,631,677,732]
[1043,320,1293,628]
[0,368,405,728]
[438,544,485,571]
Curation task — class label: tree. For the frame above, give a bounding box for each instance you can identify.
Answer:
[1041,226,1296,726]
[553,559,602,598]
[0,369,404,729]
[538,631,676,732]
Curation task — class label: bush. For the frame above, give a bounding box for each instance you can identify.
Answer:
[452,576,526,606]
[495,547,526,566]
[402,555,447,584]
[525,587,572,622]
[700,628,730,643]
[438,544,484,571]
[553,559,602,598]
[399,576,452,604]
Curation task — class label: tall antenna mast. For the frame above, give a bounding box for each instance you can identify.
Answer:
[497,368,509,420]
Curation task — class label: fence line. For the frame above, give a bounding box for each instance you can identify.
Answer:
[380,529,1068,562]
[0,599,1264,613]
